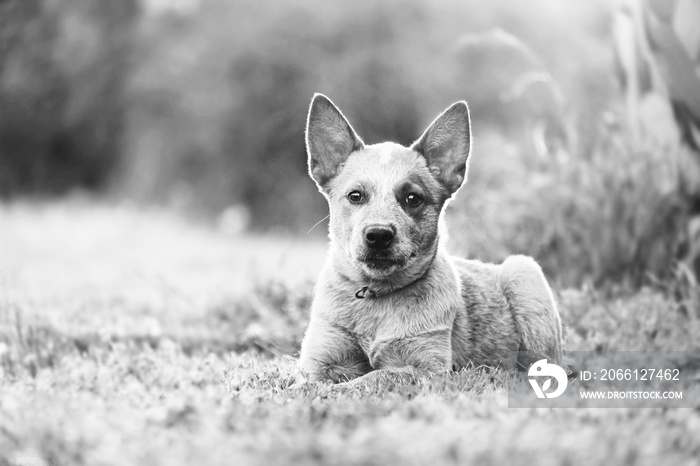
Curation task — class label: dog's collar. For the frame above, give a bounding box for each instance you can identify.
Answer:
[354,280,416,299]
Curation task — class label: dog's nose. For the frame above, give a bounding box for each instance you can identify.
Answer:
[365,225,395,250]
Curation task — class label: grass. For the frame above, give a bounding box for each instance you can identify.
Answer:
[1,201,699,466]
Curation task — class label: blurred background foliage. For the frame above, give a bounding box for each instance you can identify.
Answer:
[1,0,699,288]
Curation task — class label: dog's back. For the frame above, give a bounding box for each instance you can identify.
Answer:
[451,256,562,370]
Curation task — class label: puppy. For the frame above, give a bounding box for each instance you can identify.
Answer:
[299,93,562,383]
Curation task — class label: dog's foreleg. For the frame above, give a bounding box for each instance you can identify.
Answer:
[369,327,453,372]
[298,316,372,383]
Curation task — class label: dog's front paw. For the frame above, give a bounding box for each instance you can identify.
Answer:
[334,366,420,390]
[294,359,373,386]
[369,338,450,373]
[368,339,402,369]
[286,368,344,390]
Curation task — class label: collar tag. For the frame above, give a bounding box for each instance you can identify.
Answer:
[355,286,376,299]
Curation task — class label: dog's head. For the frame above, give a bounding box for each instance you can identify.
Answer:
[306,93,471,283]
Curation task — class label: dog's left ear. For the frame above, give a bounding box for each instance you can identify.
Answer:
[306,93,365,192]
[411,101,472,196]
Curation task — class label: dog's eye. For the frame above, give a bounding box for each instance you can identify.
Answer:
[347,191,364,203]
[405,193,422,206]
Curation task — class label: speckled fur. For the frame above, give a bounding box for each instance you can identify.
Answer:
[299,94,562,382]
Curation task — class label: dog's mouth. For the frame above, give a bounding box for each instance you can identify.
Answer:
[358,253,409,271]
[363,258,400,270]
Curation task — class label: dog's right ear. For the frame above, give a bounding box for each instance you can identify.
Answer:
[306,93,364,192]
